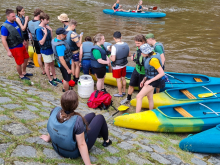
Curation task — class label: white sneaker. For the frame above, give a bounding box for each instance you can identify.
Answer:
[120,98,130,105]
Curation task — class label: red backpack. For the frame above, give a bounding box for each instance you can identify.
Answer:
[87,90,113,110]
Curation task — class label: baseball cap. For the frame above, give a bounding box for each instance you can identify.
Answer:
[145,33,154,39]
[140,44,154,54]
[56,28,68,35]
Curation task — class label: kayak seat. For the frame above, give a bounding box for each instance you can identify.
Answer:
[180,89,197,99]
[174,107,193,117]
[194,78,203,82]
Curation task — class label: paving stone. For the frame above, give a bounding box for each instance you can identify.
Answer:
[27,90,40,95]
[111,127,123,133]
[151,153,171,164]
[41,101,51,107]
[5,92,16,98]
[14,161,46,165]
[26,98,35,102]
[169,139,179,145]
[3,123,32,135]
[39,128,48,134]
[0,97,11,104]
[90,146,105,155]
[191,158,207,165]
[109,136,118,143]
[11,145,36,158]
[194,153,209,159]
[0,84,6,87]
[0,107,4,111]
[58,163,74,165]
[2,104,21,109]
[0,158,4,165]
[123,132,138,139]
[105,146,119,154]
[14,110,38,120]
[162,154,182,164]
[40,112,49,117]
[25,137,52,147]
[43,148,63,159]
[9,86,24,92]
[36,120,48,127]
[208,156,220,165]
[26,105,39,111]
[12,90,23,94]
[150,144,166,153]
[0,115,10,121]
[126,152,153,165]
[105,157,121,164]
[33,103,41,106]
[117,142,134,150]
[136,131,157,137]
[138,149,148,153]
[141,139,150,145]
[157,141,163,145]
[110,130,128,140]
[0,143,12,153]
[90,156,97,162]
[168,146,177,153]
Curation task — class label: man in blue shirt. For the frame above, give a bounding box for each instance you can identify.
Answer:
[1,9,33,80]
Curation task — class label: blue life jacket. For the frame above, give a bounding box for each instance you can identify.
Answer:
[103,42,112,55]
[28,20,40,40]
[64,24,68,29]
[47,107,88,159]
[153,42,165,56]
[35,25,52,50]
[114,3,119,9]
[144,53,162,79]
[90,45,107,68]
[65,30,79,52]
[82,41,93,60]
[112,43,129,67]
[138,5,143,10]
[16,15,28,36]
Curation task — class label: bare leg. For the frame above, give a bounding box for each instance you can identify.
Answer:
[38,54,45,73]
[22,58,28,75]
[74,61,80,78]
[63,80,69,91]
[71,59,75,78]
[121,77,126,93]
[156,88,160,93]
[45,63,52,81]
[50,61,56,79]
[96,78,103,90]
[128,86,134,95]
[16,65,23,77]
[146,88,155,110]
[116,78,122,95]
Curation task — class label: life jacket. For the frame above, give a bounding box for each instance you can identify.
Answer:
[90,45,107,68]
[82,41,93,60]
[134,48,145,73]
[47,107,88,159]
[65,30,79,52]
[153,42,165,56]
[28,20,40,40]
[64,24,68,30]
[114,3,119,10]
[16,15,28,36]
[51,38,73,65]
[144,52,162,79]
[138,5,142,10]
[1,22,24,48]
[35,25,52,50]
[103,42,112,56]
[112,42,129,67]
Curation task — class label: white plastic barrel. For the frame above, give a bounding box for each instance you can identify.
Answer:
[78,75,94,98]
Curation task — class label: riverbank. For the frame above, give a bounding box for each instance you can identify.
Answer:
[0,44,219,164]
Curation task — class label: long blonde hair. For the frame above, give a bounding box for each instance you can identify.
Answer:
[93,33,104,45]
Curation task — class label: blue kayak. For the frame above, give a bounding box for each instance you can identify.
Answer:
[179,124,220,153]
[103,9,166,18]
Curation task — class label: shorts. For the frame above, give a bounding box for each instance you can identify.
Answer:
[10,45,29,65]
[149,79,161,88]
[23,32,29,41]
[82,59,93,74]
[129,68,145,88]
[92,66,106,79]
[115,9,119,11]
[60,62,71,82]
[33,40,41,54]
[72,53,79,62]
[112,67,126,78]
[42,54,55,63]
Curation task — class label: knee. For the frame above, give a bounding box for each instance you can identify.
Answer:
[95,114,105,122]
[136,94,142,100]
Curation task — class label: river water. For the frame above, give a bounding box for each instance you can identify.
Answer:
[1,0,220,76]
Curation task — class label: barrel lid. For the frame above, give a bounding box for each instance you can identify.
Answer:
[79,75,92,81]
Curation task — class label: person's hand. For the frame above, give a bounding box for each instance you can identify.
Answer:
[67,69,72,74]
[131,53,135,61]
[7,50,13,58]
[106,57,111,65]
[40,135,51,142]
[41,27,48,34]
[46,25,52,31]
[79,62,82,67]
[25,16,29,21]
[144,80,150,86]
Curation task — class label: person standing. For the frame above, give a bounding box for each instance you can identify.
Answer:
[52,28,73,92]
[1,9,33,80]
[103,42,113,72]
[109,31,130,97]
[65,19,83,84]
[57,13,69,30]
[91,33,110,91]
[28,8,45,74]
[120,35,146,104]
[35,12,62,86]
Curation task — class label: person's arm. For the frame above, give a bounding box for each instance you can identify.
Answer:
[71,33,83,48]
[1,35,13,58]
[140,77,147,88]
[93,49,109,65]
[97,57,110,65]
[40,134,51,142]
[160,53,165,66]
[109,45,116,62]
[46,25,53,38]
[137,5,140,11]
[155,46,165,66]
[76,132,93,165]
[127,51,131,57]
[112,3,116,10]
[16,16,28,31]
[59,57,72,74]
[131,52,136,61]
[37,28,48,45]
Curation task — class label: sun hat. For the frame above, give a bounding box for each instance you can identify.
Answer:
[56,28,68,35]
[145,33,154,39]
[57,13,69,22]
[140,43,154,54]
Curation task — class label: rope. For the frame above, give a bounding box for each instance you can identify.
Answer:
[202,86,217,97]
[199,103,219,116]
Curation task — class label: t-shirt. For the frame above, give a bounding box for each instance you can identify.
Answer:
[92,45,105,60]
[36,27,53,55]
[154,43,164,55]
[69,31,79,54]
[149,58,161,69]
[1,20,23,49]
[111,42,127,70]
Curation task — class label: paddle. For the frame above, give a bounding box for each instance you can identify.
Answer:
[149,6,157,10]
[203,112,220,115]
[106,105,129,120]
[165,73,185,83]
[198,92,220,98]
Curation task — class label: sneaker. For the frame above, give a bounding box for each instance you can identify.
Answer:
[120,98,130,105]
[24,73,33,76]
[49,80,57,86]
[20,76,30,80]
[29,62,34,65]
[113,93,123,97]
[74,78,79,85]
[53,78,62,84]
[102,139,112,147]
[122,92,126,95]
[26,64,34,68]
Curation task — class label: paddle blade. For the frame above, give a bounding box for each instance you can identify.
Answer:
[198,93,217,98]
[118,105,129,111]
[152,7,157,10]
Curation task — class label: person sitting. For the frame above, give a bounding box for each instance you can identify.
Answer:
[40,90,112,163]
[136,44,164,113]
[112,0,125,12]
[136,0,148,13]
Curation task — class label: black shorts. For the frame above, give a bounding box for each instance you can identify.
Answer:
[92,67,106,79]
[23,31,29,41]
[33,40,41,54]
[59,62,71,81]
[149,79,161,88]
[129,68,145,88]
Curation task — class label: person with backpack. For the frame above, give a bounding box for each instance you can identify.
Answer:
[40,90,112,163]
[91,33,110,91]
[146,33,165,93]
[79,36,93,74]
[136,43,164,112]
[109,31,130,97]
[120,35,146,104]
